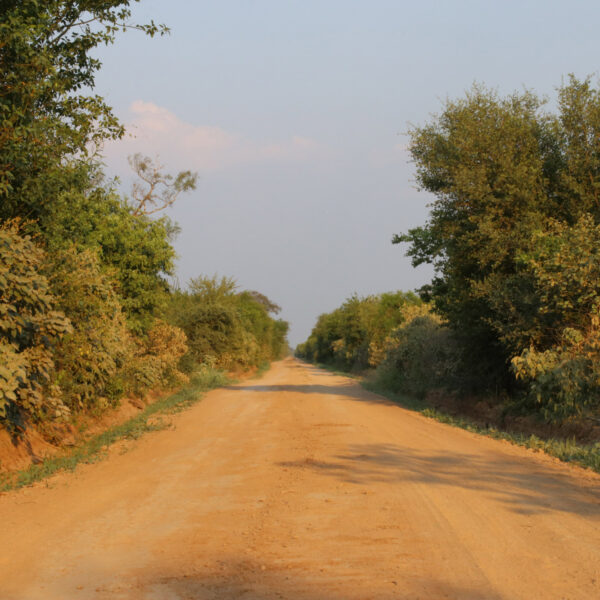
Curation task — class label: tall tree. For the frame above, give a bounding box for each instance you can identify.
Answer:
[0,0,167,224]
[395,77,600,393]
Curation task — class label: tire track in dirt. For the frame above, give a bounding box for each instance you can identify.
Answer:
[0,358,598,599]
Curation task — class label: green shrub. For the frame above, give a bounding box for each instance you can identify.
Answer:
[395,77,600,404]
[0,222,72,426]
[44,188,178,335]
[296,291,424,372]
[511,215,600,420]
[125,319,189,395]
[48,246,134,411]
[166,276,288,371]
[374,310,461,397]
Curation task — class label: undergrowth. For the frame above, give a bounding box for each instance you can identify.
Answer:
[362,379,600,474]
[0,366,231,492]
[252,361,271,379]
[315,363,361,378]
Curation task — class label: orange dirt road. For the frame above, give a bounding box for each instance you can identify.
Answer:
[1,358,599,600]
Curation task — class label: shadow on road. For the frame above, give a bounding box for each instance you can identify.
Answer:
[227,359,392,404]
[89,557,504,600]
[224,382,386,402]
[278,443,600,518]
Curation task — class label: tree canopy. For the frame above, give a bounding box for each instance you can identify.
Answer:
[0,2,289,433]
[0,1,167,221]
[395,76,600,418]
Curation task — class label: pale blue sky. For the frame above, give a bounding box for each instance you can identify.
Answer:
[95,0,600,346]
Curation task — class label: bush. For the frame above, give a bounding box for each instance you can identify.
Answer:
[125,319,189,396]
[396,77,600,408]
[44,187,178,335]
[47,247,190,410]
[0,222,72,427]
[296,291,423,372]
[511,215,600,420]
[166,276,288,371]
[374,310,461,398]
[48,246,134,411]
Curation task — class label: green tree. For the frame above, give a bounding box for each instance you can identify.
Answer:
[0,1,167,224]
[167,276,289,371]
[296,292,422,371]
[48,246,133,410]
[43,182,178,333]
[395,77,600,394]
[511,215,600,419]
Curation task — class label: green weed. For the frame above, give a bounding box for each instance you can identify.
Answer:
[315,363,361,379]
[252,361,271,379]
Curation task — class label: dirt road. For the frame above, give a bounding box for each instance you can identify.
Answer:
[1,358,599,599]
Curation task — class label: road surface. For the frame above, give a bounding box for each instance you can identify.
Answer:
[1,358,598,599]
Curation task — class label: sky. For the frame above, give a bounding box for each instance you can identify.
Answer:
[95,0,600,346]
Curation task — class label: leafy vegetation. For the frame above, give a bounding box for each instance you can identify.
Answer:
[296,292,422,371]
[167,276,289,373]
[296,292,460,397]
[392,77,600,423]
[0,2,288,446]
[0,0,166,221]
[0,222,72,428]
[299,77,600,454]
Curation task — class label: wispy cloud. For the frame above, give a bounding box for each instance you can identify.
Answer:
[103,101,322,172]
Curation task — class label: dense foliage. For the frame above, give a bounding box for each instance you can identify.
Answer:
[167,276,289,372]
[296,292,458,398]
[0,222,72,426]
[0,2,288,435]
[392,77,600,420]
[298,78,600,424]
[0,0,165,220]
[296,292,423,370]
[49,246,132,411]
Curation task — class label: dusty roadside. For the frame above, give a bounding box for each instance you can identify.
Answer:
[1,358,598,599]
[0,389,170,474]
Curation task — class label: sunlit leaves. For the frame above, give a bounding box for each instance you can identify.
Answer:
[167,277,289,371]
[0,1,167,221]
[396,77,600,406]
[0,222,72,424]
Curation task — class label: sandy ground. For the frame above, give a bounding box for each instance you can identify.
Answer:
[0,358,599,600]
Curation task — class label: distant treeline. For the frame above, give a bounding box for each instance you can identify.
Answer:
[299,77,600,424]
[0,2,288,433]
[295,292,457,400]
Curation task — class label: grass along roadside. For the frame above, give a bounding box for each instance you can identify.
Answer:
[362,379,600,474]
[315,363,361,378]
[0,366,231,493]
[252,360,272,379]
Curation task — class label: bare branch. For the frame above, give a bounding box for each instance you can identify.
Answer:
[128,154,197,217]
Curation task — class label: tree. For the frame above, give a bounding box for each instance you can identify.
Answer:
[42,181,178,333]
[511,215,600,419]
[49,246,133,410]
[0,1,167,224]
[166,276,289,370]
[395,76,600,397]
[246,291,282,314]
[296,292,423,371]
